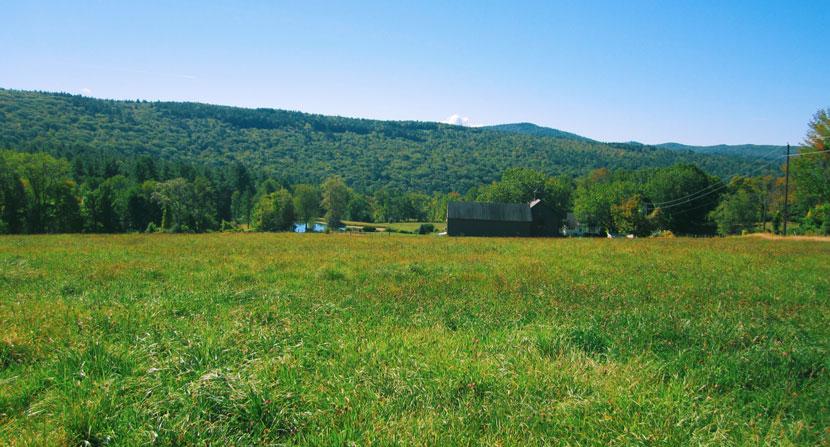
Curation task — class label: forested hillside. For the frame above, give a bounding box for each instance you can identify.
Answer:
[0,89,774,194]
[656,142,786,159]
[481,122,786,160]
[481,122,596,142]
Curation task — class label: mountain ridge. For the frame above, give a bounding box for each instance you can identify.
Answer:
[0,88,778,193]
[485,122,786,158]
[481,122,596,142]
[655,142,786,159]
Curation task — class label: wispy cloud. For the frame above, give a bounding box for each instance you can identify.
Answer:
[81,87,92,95]
[442,114,477,127]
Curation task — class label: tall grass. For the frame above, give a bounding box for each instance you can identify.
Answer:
[0,234,828,445]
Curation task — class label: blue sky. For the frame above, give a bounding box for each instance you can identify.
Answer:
[2,1,827,145]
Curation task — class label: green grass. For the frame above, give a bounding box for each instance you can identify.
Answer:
[0,234,828,445]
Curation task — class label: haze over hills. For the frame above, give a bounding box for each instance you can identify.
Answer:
[655,142,787,159]
[0,89,781,194]
[486,122,787,159]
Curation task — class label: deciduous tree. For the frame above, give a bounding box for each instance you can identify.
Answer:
[252,189,295,231]
[321,176,350,227]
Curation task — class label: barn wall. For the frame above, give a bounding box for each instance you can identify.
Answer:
[531,204,560,236]
[447,219,532,237]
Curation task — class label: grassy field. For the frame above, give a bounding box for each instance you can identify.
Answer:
[340,221,447,233]
[1,234,828,445]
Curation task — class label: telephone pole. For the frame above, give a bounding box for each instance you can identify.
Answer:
[783,143,791,236]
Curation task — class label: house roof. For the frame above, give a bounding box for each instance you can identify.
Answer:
[447,201,532,222]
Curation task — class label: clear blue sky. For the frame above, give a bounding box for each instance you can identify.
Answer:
[2,1,827,145]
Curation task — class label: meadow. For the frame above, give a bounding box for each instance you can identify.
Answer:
[0,233,828,445]
[340,221,447,233]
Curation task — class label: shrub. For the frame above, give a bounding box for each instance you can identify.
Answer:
[417,223,435,234]
[813,204,830,235]
[219,220,241,232]
[799,204,830,235]
[362,226,376,233]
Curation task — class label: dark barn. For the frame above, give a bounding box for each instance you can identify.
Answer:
[447,202,533,237]
[529,199,560,236]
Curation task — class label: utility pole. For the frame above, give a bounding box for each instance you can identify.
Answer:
[761,177,772,233]
[783,143,791,236]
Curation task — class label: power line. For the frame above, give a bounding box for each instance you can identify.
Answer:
[785,150,828,158]
[647,180,725,207]
[648,146,784,207]
[660,145,825,218]
[662,191,724,217]
[649,153,786,210]
[637,145,823,226]
[655,160,784,211]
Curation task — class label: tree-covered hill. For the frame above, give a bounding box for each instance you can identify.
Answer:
[480,123,787,160]
[481,122,596,142]
[480,122,787,161]
[655,142,786,159]
[0,89,776,193]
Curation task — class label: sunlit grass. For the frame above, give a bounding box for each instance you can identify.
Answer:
[0,233,828,445]
[340,221,447,233]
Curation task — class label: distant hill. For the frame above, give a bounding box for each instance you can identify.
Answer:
[655,142,786,159]
[481,122,595,142]
[0,89,779,193]
[482,123,785,160]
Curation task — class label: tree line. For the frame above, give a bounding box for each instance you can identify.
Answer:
[1,108,827,236]
[0,150,469,234]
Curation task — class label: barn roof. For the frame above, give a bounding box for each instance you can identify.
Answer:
[447,201,532,222]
